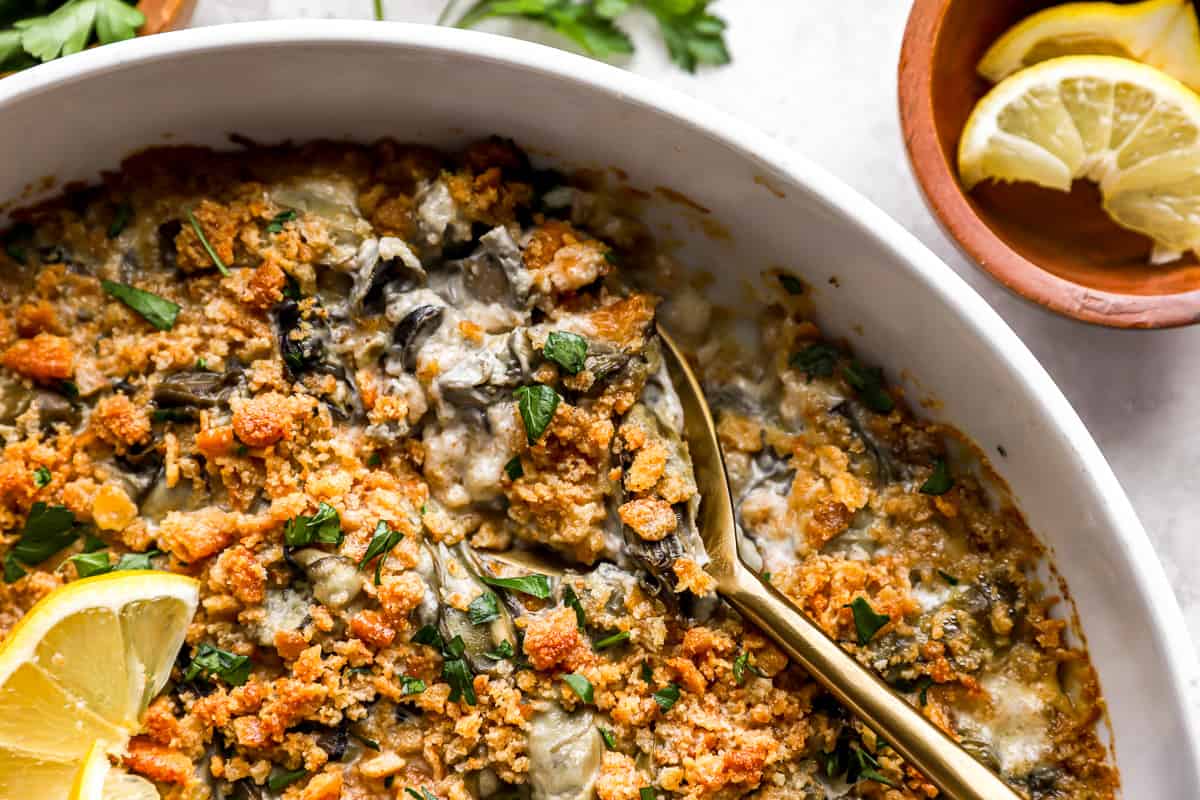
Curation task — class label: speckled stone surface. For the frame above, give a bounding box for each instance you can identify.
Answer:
[192,0,1200,696]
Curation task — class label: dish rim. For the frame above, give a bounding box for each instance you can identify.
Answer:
[898,0,1200,329]
[0,16,1197,776]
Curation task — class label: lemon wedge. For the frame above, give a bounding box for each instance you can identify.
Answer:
[0,572,198,799]
[978,0,1200,90]
[69,743,159,800]
[959,54,1200,259]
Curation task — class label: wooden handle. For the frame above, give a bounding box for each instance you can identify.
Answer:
[722,562,1026,800]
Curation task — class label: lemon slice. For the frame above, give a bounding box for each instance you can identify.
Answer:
[978,0,1200,90]
[0,572,198,797]
[959,54,1200,258]
[69,743,159,800]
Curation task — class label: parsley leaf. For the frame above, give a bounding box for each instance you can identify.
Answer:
[184,643,252,686]
[514,383,559,444]
[841,360,894,414]
[789,343,838,381]
[358,520,402,585]
[504,455,523,480]
[442,635,477,705]
[652,682,680,711]
[448,0,728,72]
[455,0,634,59]
[846,597,889,646]
[268,768,307,792]
[266,209,297,234]
[479,571,552,599]
[640,788,657,800]
[732,651,767,685]
[108,202,132,239]
[70,549,111,578]
[32,466,51,488]
[284,502,343,547]
[14,0,144,64]
[598,727,617,750]
[563,672,594,703]
[185,209,229,276]
[543,330,588,374]
[920,458,955,495]
[114,549,160,571]
[562,583,585,629]
[6,502,77,580]
[486,639,515,660]
[936,569,959,586]
[101,280,180,332]
[412,624,443,649]
[594,630,629,650]
[640,661,653,682]
[400,675,426,695]
[467,592,500,625]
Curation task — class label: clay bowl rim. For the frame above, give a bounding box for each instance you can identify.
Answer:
[898,0,1200,330]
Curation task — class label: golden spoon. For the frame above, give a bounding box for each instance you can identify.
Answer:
[655,324,1025,800]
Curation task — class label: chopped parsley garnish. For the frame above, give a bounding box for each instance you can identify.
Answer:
[448,0,730,73]
[789,342,838,381]
[562,584,585,629]
[358,520,402,585]
[920,458,955,495]
[196,357,209,371]
[732,651,766,685]
[399,676,427,695]
[442,635,477,705]
[405,788,439,800]
[761,571,772,583]
[82,533,106,553]
[70,550,112,578]
[594,630,630,650]
[284,502,343,547]
[936,569,959,586]
[640,788,657,800]
[367,452,382,467]
[563,672,594,703]
[467,592,500,625]
[267,768,307,791]
[101,280,180,331]
[503,455,523,480]
[114,550,160,571]
[598,727,617,750]
[778,273,805,295]
[846,597,889,646]
[4,502,77,582]
[640,661,653,682]
[893,675,935,707]
[652,682,680,711]
[32,466,51,488]
[543,330,588,374]
[822,736,896,787]
[184,643,252,686]
[479,572,552,600]
[412,624,443,648]
[486,640,515,660]
[58,379,79,401]
[266,209,297,234]
[358,733,381,750]
[107,202,132,238]
[185,209,230,276]
[841,360,894,414]
[514,383,560,444]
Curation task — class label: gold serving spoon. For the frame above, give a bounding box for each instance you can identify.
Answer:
[654,324,1024,800]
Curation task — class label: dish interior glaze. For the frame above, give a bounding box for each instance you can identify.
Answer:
[0,139,1117,799]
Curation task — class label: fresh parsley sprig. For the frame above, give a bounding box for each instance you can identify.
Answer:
[0,0,146,73]
[443,0,730,73]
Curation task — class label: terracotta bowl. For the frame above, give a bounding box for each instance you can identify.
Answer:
[138,0,196,35]
[899,0,1200,328]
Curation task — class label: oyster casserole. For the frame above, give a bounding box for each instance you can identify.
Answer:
[0,139,1117,800]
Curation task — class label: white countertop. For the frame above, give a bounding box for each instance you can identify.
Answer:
[193,0,1200,658]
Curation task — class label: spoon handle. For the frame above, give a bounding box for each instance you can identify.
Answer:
[721,561,1025,800]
